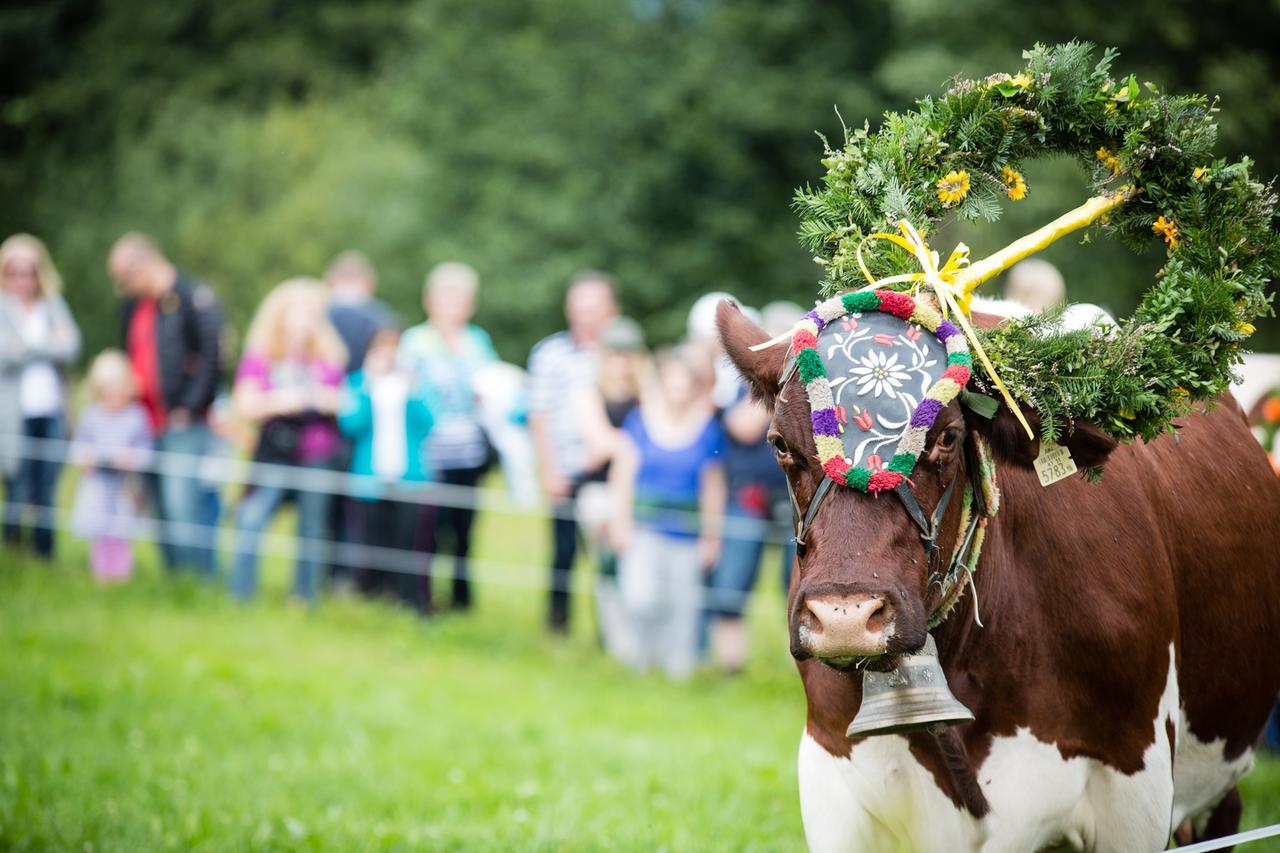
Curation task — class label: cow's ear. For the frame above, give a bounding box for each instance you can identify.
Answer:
[968,400,1119,470]
[717,299,786,402]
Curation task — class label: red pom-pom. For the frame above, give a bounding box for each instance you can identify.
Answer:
[792,330,818,352]
[942,364,971,386]
[822,456,851,480]
[875,290,916,320]
[868,470,904,493]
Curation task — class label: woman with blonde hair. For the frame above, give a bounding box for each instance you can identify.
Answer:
[229,278,347,602]
[0,234,81,559]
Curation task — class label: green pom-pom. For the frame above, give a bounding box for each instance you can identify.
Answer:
[796,348,825,383]
[842,291,880,313]
[845,467,872,491]
[888,453,917,475]
[947,352,973,366]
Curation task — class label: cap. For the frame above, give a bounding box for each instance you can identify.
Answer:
[602,316,647,352]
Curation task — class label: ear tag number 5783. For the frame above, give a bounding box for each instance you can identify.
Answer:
[1034,440,1077,487]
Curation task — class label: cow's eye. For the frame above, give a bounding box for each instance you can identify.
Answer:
[938,428,961,449]
[769,432,790,457]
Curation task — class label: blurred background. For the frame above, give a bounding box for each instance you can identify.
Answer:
[3,0,1279,356]
[2,1,1280,850]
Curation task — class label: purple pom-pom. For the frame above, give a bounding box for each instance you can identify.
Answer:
[811,409,840,436]
[805,309,826,332]
[911,398,944,428]
[936,320,960,341]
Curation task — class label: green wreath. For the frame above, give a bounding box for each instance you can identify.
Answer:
[796,41,1279,444]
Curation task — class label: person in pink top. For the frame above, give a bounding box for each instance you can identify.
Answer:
[229,278,347,602]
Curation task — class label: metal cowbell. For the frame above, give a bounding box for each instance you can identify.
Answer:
[846,634,975,738]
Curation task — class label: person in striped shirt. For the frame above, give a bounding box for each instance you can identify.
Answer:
[527,271,618,633]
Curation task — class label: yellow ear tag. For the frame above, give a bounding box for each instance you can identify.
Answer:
[1034,439,1077,487]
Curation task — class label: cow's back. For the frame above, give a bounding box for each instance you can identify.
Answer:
[1131,396,1280,823]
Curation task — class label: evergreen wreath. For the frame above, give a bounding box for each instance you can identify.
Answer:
[795,41,1279,444]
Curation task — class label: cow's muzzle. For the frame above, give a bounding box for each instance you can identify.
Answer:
[791,584,926,667]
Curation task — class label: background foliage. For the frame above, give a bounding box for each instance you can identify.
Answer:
[1,0,1277,363]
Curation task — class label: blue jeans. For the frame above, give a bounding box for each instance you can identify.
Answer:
[700,490,795,652]
[154,424,219,574]
[229,462,333,602]
[707,495,771,619]
[3,415,64,559]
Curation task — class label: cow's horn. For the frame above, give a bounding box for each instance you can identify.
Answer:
[846,634,975,738]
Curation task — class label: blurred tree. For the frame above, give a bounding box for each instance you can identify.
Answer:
[0,0,1276,364]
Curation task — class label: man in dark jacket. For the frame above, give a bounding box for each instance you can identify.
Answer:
[109,233,223,574]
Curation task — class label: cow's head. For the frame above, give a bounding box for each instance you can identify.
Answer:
[718,299,1117,671]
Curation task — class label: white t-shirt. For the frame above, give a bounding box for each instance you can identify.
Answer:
[19,304,61,417]
[370,372,409,480]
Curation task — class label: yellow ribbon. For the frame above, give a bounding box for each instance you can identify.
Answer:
[856,219,1036,439]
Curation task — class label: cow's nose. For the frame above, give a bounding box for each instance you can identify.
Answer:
[798,593,892,660]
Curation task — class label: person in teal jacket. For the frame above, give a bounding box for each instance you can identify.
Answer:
[338,327,436,613]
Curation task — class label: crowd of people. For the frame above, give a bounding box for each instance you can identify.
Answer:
[0,231,804,679]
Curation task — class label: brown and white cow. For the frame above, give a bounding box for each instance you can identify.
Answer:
[719,301,1280,852]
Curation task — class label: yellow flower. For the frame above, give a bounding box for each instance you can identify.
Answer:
[1104,101,1118,115]
[1170,387,1189,399]
[1152,215,1179,250]
[1235,320,1256,335]
[1193,166,1210,183]
[936,170,971,205]
[1010,72,1032,89]
[1000,166,1028,200]
[1095,146,1121,173]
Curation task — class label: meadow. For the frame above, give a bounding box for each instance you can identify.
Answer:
[1,504,1277,851]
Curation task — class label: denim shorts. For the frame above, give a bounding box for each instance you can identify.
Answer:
[706,492,773,618]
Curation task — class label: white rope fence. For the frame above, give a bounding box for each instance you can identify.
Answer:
[1168,823,1280,851]
[1,434,795,611]
[5,434,795,542]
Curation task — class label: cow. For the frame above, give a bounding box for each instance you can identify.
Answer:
[717,299,1280,852]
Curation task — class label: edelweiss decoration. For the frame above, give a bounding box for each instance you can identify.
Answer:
[791,289,970,493]
[793,41,1279,446]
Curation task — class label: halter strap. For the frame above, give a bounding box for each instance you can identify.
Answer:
[774,336,993,628]
[790,475,834,559]
[782,448,989,627]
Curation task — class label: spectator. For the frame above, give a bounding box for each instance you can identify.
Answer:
[688,293,794,673]
[528,271,619,633]
[338,327,436,613]
[325,250,398,374]
[574,316,649,658]
[760,301,806,597]
[609,345,725,679]
[1005,258,1065,313]
[324,251,397,589]
[0,234,81,559]
[399,262,497,611]
[68,350,152,583]
[687,291,749,408]
[109,233,222,574]
[708,385,790,672]
[229,278,346,602]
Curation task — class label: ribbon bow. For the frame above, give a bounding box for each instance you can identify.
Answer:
[857,219,1035,439]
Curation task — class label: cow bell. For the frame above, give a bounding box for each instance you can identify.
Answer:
[846,634,974,738]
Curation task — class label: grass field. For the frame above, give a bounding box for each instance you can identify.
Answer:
[1,502,1278,851]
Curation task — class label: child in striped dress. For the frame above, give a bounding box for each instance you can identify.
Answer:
[69,350,153,582]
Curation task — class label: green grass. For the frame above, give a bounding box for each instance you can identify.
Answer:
[0,503,1278,851]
